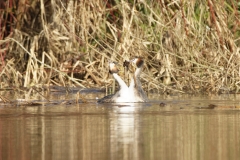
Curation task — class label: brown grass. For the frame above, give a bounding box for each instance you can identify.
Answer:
[0,0,239,95]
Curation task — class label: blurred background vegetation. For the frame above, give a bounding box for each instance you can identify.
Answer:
[0,0,239,94]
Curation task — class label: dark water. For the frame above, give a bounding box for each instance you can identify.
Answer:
[1,93,240,160]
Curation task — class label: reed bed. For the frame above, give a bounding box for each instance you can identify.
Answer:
[0,0,239,95]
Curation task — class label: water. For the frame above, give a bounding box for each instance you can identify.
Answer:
[1,92,240,160]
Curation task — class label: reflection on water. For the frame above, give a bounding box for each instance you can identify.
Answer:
[0,94,240,160]
[109,104,144,160]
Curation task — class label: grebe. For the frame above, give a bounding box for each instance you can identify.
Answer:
[98,58,148,103]
[97,61,129,103]
[129,57,148,102]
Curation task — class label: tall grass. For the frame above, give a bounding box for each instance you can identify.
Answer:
[0,0,239,94]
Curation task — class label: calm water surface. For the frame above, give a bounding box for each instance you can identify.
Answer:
[1,93,240,160]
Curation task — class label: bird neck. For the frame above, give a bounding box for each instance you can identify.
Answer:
[112,73,128,89]
[134,67,142,78]
[129,67,142,89]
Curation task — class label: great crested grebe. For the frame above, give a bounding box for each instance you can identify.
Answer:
[128,57,148,102]
[97,61,129,103]
[97,57,148,103]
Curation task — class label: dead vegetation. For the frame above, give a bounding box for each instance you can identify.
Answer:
[0,0,240,95]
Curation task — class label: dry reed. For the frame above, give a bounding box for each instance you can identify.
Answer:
[0,0,239,96]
